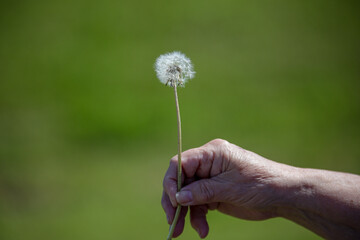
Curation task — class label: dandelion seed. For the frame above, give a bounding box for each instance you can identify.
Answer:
[155,51,195,87]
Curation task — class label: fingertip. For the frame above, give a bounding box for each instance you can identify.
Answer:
[165,183,178,207]
[176,190,193,206]
[172,206,188,238]
[172,218,184,238]
[199,221,209,238]
[163,160,180,207]
[161,192,175,224]
[190,205,209,238]
[169,190,178,208]
[194,218,209,238]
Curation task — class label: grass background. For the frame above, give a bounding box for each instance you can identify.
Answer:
[0,0,359,239]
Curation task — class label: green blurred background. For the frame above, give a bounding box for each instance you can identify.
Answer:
[0,0,359,239]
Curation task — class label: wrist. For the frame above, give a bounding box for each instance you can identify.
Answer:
[237,152,306,219]
[268,164,307,218]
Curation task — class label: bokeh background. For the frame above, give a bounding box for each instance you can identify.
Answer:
[1,0,359,239]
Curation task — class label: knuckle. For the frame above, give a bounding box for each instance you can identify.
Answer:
[199,181,215,202]
[170,156,177,163]
[198,148,213,163]
[209,138,229,147]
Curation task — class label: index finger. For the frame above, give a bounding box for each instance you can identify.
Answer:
[163,143,218,206]
[163,157,179,207]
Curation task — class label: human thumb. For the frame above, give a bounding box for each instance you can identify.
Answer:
[176,178,224,206]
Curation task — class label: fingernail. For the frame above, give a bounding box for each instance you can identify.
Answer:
[176,190,193,205]
[170,198,177,208]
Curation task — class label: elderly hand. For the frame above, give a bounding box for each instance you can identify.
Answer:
[162,139,360,239]
[161,139,290,238]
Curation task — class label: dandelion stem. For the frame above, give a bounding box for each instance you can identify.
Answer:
[174,83,182,194]
[167,84,182,240]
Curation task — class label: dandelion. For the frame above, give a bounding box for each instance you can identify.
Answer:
[155,51,195,87]
[155,51,194,240]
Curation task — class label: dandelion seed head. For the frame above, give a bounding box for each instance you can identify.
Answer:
[155,51,195,87]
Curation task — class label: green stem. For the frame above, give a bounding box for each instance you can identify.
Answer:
[167,84,182,240]
[167,206,181,240]
[174,83,182,195]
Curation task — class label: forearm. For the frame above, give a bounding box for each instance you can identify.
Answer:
[277,167,360,239]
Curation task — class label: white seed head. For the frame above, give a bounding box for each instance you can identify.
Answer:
[155,51,195,87]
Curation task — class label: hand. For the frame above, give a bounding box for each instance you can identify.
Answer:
[161,139,289,238]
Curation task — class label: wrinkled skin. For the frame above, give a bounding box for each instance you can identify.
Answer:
[161,139,288,238]
[162,139,360,239]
